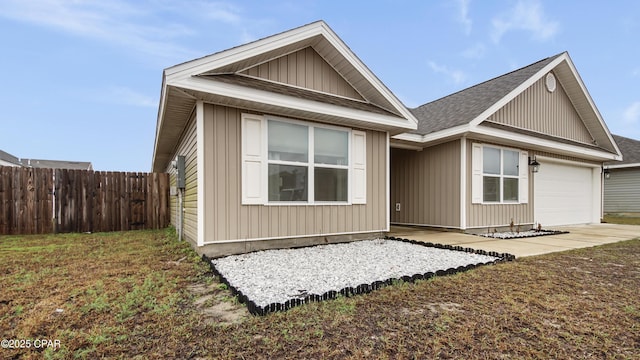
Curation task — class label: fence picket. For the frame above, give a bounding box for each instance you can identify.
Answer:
[0,166,168,235]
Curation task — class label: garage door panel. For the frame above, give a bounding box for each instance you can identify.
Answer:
[534,161,593,226]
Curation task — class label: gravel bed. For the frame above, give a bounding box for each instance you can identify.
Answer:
[210,238,502,312]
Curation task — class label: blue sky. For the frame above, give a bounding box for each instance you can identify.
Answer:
[1,0,638,171]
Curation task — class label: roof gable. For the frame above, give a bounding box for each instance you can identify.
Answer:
[401,52,621,160]
[488,70,595,145]
[240,46,364,101]
[409,54,559,135]
[163,20,414,121]
[153,20,417,171]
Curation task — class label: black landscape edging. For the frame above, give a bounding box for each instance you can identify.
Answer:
[202,238,516,316]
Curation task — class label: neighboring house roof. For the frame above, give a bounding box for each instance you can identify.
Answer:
[0,149,22,167]
[606,135,640,168]
[394,51,621,162]
[20,158,93,171]
[0,149,92,170]
[152,20,418,172]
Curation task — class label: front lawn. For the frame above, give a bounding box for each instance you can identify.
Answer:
[603,213,640,225]
[1,229,639,359]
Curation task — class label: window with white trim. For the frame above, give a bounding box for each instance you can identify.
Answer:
[242,114,365,205]
[267,119,349,202]
[471,143,528,204]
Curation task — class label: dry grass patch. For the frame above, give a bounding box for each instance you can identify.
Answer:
[1,230,638,359]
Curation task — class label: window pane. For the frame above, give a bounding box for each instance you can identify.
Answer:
[315,168,348,202]
[503,178,519,202]
[314,128,348,165]
[268,120,308,162]
[268,164,308,201]
[503,150,519,176]
[483,147,500,174]
[483,176,500,202]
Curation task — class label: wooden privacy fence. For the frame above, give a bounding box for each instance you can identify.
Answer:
[0,166,169,235]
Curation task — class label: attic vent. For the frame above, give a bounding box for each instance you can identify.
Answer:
[545,73,556,92]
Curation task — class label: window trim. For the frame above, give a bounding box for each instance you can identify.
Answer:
[265,116,352,206]
[481,145,520,204]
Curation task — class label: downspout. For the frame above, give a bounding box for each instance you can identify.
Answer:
[173,155,186,241]
[178,188,184,241]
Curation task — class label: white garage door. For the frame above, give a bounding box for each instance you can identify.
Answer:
[534,160,597,226]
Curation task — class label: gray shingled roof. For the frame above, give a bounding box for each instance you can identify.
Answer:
[607,135,640,166]
[0,149,21,166]
[409,53,564,135]
[20,159,93,170]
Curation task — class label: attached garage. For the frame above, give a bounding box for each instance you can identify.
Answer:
[534,157,602,226]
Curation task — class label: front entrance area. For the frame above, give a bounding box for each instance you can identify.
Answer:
[533,158,601,226]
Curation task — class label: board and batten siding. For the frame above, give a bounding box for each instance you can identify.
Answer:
[604,168,640,213]
[201,103,387,243]
[465,139,602,229]
[241,47,364,101]
[490,72,594,145]
[466,139,534,229]
[390,140,461,228]
[165,112,198,245]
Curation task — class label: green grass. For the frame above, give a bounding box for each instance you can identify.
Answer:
[1,229,639,359]
[603,213,640,225]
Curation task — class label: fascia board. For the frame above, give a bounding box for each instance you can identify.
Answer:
[472,125,622,161]
[151,74,169,171]
[389,141,424,151]
[605,163,639,169]
[469,54,567,127]
[391,133,424,143]
[561,54,622,158]
[165,22,325,81]
[173,76,416,130]
[318,23,418,128]
[391,124,470,144]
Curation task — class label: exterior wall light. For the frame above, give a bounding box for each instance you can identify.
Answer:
[603,168,610,179]
[528,157,540,173]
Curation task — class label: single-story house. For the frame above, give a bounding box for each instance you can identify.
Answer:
[390,52,621,231]
[152,21,622,256]
[604,135,640,214]
[0,149,93,170]
[151,21,418,256]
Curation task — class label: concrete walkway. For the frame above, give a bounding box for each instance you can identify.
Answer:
[389,223,640,258]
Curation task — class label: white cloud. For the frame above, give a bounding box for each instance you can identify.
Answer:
[105,86,157,108]
[456,0,472,35]
[428,61,467,84]
[623,101,640,124]
[0,0,201,61]
[491,0,559,43]
[196,1,244,24]
[462,43,486,59]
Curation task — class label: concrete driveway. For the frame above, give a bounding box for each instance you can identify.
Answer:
[389,223,640,258]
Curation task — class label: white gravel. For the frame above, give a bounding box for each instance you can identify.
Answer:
[211,239,500,308]
[478,230,565,239]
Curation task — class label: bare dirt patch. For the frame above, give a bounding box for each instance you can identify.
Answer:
[188,282,249,325]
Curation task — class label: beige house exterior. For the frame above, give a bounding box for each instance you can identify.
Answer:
[152,21,417,257]
[391,52,622,232]
[152,22,623,256]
